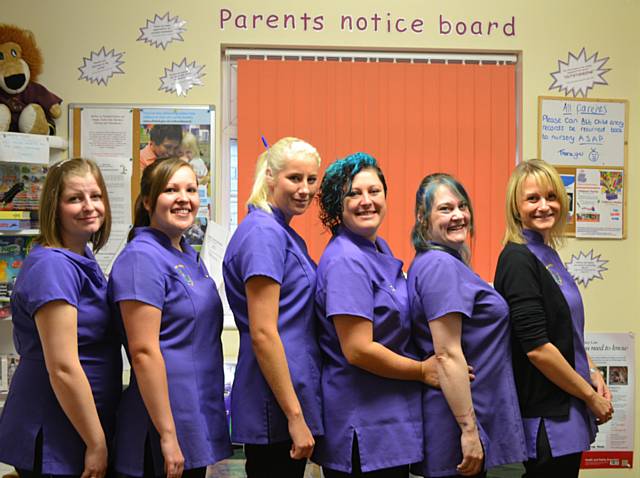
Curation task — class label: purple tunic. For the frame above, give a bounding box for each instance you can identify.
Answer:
[521,229,597,458]
[407,249,526,477]
[222,206,323,444]
[313,227,423,473]
[0,245,122,475]
[109,227,232,475]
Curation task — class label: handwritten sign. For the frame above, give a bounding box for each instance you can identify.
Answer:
[539,97,627,167]
[0,132,49,164]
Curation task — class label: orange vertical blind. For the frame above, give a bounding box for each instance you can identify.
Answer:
[238,59,516,281]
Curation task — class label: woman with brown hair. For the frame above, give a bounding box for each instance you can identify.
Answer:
[0,158,121,478]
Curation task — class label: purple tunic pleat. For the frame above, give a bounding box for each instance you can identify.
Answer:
[313,227,423,473]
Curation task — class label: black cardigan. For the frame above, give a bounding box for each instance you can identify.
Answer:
[494,242,575,418]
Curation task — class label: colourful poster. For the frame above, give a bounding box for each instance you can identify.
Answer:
[582,332,635,469]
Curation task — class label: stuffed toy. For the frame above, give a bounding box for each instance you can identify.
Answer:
[0,24,61,135]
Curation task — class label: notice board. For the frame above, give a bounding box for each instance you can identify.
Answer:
[538,97,628,239]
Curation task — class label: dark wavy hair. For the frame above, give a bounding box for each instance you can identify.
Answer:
[411,172,474,261]
[319,152,387,235]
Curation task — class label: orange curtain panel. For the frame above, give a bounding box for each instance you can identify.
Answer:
[237,59,516,281]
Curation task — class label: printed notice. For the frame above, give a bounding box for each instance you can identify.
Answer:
[159,58,205,97]
[81,108,133,159]
[78,47,125,86]
[575,169,623,238]
[137,12,186,50]
[582,332,634,469]
[565,250,608,288]
[200,221,235,329]
[549,48,610,98]
[93,157,132,274]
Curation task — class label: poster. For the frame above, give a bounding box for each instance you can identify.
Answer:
[140,108,214,248]
[582,332,635,469]
[575,168,623,238]
[539,97,626,168]
[560,173,575,224]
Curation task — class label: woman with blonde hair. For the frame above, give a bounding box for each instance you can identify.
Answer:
[109,158,231,478]
[494,159,612,477]
[223,137,323,477]
[0,158,122,478]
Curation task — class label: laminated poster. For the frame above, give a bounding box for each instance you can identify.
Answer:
[582,332,635,469]
[575,168,623,238]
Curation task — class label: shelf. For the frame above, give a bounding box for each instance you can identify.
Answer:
[0,229,38,236]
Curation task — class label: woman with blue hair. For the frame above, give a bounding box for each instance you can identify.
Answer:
[407,173,526,477]
[313,153,440,477]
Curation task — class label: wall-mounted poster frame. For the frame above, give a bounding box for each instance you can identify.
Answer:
[538,96,628,239]
[68,104,215,271]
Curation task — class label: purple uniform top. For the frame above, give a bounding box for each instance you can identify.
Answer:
[521,229,597,458]
[0,245,122,475]
[109,227,232,475]
[222,206,323,444]
[313,226,423,473]
[407,249,526,477]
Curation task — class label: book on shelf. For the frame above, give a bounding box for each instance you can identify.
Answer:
[0,236,34,318]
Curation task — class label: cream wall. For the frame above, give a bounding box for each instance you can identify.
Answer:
[5,1,639,475]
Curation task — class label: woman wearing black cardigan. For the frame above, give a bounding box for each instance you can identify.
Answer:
[494,159,613,478]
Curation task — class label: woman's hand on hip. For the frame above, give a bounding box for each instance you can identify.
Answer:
[288,413,315,460]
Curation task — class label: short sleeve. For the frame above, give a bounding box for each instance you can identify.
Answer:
[234,224,287,285]
[414,253,473,322]
[109,249,165,309]
[494,246,549,352]
[324,254,374,322]
[22,253,81,317]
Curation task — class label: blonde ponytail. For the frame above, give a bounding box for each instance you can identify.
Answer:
[246,150,271,212]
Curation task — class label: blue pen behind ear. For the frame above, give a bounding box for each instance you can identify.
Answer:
[261,136,269,149]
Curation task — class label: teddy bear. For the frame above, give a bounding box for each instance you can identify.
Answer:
[0,24,62,135]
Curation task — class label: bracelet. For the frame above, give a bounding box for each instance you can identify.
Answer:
[590,367,600,374]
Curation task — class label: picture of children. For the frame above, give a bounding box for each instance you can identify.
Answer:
[180,132,209,185]
[609,366,628,385]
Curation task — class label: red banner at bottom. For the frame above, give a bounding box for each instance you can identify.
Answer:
[581,451,633,469]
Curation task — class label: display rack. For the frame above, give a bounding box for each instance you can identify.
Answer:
[0,132,67,404]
